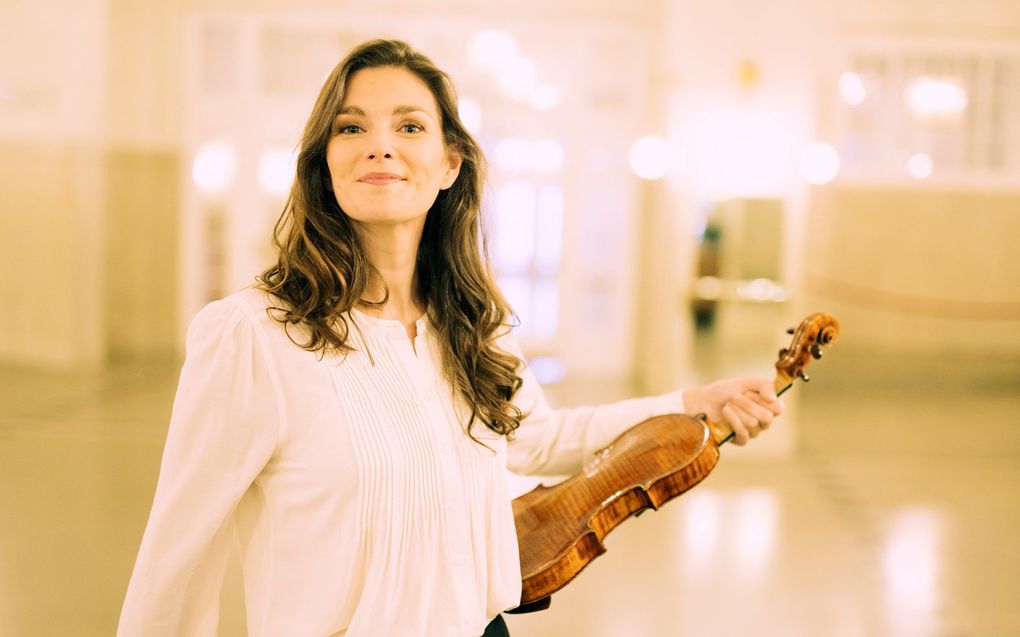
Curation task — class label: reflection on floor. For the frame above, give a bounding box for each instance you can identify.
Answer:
[1,348,1018,636]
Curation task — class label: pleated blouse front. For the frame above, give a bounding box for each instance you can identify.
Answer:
[117,286,687,637]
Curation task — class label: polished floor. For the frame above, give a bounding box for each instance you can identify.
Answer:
[1,340,1018,636]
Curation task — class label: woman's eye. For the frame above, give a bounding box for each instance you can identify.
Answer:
[400,123,424,134]
[337,123,362,135]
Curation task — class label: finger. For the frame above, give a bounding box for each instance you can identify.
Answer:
[722,404,752,445]
[731,393,774,430]
[732,404,763,438]
[745,389,785,416]
[741,377,777,402]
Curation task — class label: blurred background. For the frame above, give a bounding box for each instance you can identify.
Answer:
[1,0,1018,635]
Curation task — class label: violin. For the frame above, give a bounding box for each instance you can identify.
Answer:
[509,313,840,613]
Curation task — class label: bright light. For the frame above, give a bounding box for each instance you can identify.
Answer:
[493,181,537,273]
[693,276,723,300]
[499,275,532,332]
[495,56,537,98]
[493,138,531,174]
[534,185,564,275]
[492,138,563,175]
[907,153,934,179]
[528,356,565,383]
[529,83,562,110]
[731,489,779,576]
[680,490,722,579]
[904,76,968,123]
[532,280,560,338]
[883,508,943,636]
[736,278,788,302]
[192,141,237,195]
[532,139,564,175]
[257,147,297,196]
[838,72,867,106]
[469,30,518,68]
[458,97,483,135]
[628,135,671,180]
[799,141,840,185]
[687,106,800,198]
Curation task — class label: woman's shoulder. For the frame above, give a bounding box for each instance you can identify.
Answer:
[219,285,282,320]
[188,285,288,342]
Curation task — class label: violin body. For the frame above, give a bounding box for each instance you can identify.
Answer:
[510,312,840,612]
[512,413,720,608]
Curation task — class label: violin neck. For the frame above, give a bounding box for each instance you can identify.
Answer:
[706,372,796,446]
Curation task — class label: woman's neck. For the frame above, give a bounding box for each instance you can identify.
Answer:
[354,220,426,325]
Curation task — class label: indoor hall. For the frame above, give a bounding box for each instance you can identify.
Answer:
[2,1,1018,636]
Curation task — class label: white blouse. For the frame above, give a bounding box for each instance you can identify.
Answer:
[118,286,686,637]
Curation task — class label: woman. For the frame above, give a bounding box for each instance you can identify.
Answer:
[118,39,782,637]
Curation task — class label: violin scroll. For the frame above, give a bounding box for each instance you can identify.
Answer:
[775,313,840,390]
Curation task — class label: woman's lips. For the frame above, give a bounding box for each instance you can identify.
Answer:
[358,173,404,185]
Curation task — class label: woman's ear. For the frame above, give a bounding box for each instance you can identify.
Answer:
[440,151,463,190]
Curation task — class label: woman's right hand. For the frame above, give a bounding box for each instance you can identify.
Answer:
[682,377,784,445]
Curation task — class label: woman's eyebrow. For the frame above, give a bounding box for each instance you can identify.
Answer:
[392,105,430,117]
[336,105,431,117]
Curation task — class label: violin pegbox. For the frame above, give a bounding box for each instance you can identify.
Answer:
[775,313,840,387]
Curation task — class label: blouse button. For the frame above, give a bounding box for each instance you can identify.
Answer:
[454,555,466,566]
[447,499,460,511]
[440,444,452,455]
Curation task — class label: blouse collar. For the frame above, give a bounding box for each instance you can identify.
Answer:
[348,307,428,340]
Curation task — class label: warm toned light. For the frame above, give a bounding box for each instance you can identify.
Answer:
[799,141,840,185]
[534,185,564,275]
[528,82,562,111]
[628,135,671,180]
[469,30,518,69]
[838,72,867,106]
[532,280,560,338]
[904,76,968,123]
[731,489,779,576]
[498,274,532,331]
[736,278,789,302]
[528,356,566,383]
[883,508,943,636]
[495,56,537,98]
[257,147,297,196]
[458,97,483,134]
[532,139,564,175]
[907,152,934,179]
[680,491,722,578]
[192,141,237,195]
[493,181,537,273]
[493,138,563,175]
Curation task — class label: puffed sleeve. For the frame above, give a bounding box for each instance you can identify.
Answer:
[503,333,687,476]
[117,298,284,636]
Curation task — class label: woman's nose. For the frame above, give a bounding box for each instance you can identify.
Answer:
[365,131,395,160]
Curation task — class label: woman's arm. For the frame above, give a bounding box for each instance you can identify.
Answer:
[117,299,283,636]
[502,334,781,476]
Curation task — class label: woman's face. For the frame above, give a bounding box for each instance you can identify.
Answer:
[326,66,461,228]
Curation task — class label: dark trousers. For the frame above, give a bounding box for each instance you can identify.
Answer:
[481,614,510,637]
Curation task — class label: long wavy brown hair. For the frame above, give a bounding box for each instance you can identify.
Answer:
[256,39,524,441]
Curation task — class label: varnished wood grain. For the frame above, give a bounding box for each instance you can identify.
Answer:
[513,414,721,605]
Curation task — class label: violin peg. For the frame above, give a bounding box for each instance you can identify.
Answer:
[786,327,795,335]
[811,343,823,359]
[797,370,810,382]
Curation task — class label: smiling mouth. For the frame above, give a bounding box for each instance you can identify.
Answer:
[358,174,405,186]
